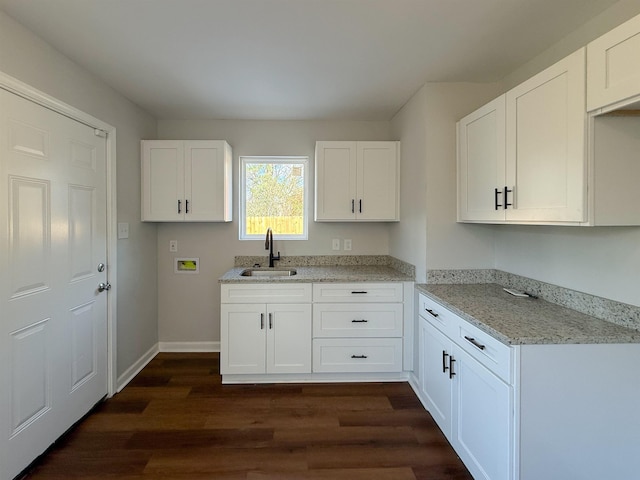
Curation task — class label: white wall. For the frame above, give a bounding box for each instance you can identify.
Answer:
[423,83,498,271]
[156,119,394,344]
[390,85,428,282]
[390,83,499,282]
[0,11,159,376]
[493,0,640,307]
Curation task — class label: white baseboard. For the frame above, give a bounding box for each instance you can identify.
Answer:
[158,341,220,352]
[116,343,159,392]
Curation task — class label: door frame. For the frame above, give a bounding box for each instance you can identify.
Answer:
[0,71,118,397]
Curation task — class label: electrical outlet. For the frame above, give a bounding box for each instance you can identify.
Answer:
[169,240,178,252]
[117,222,129,239]
[344,239,352,251]
[332,238,340,250]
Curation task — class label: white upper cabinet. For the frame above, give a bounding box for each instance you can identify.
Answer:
[458,50,586,224]
[458,96,506,222]
[505,48,586,223]
[315,141,400,221]
[142,140,232,222]
[587,13,640,112]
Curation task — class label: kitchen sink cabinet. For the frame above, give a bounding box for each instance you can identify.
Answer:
[587,12,640,112]
[220,284,313,375]
[141,140,232,222]
[314,141,400,222]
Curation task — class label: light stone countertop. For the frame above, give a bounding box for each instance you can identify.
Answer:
[416,283,640,345]
[219,265,414,283]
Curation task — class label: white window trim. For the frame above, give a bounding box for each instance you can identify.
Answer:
[239,156,309,240]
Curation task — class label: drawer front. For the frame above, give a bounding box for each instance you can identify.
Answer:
[313,338,403,373]
[418,293,459,337]
[313,283,403,303]
[313,303,403,338]
[221,283,312,303]
[454,319,511,383]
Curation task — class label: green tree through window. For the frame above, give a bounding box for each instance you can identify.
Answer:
[241,157,308,239]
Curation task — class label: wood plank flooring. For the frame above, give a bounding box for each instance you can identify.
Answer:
[22,353,472,480]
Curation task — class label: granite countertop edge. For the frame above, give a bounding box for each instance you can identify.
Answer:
[219,265,414,283]
[416,283,640,346]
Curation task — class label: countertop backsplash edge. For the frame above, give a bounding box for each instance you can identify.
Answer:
[426,269,640,332]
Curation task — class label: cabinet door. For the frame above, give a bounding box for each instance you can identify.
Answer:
[357,142,399,221]
[220,304,266,374]
[315,141,357,221]
[505,49,586,223]
[266,304,312,374]
[142,140,184,221]
[451,347,512,480]
[457,96,506,222]
[587,13,640,111]
[184,141,232,222]
[419,318,453,438]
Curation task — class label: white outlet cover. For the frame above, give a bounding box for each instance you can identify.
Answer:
[117,222,129,239]
[169,240,178,252]
[344,239,352,251]
[332,239,340,250]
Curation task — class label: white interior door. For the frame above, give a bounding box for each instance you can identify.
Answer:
[0,88,108,480]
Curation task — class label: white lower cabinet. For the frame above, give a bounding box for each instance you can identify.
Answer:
[418,306,512,480]
[418,293,513,480]
[312,283,404,374]
[221,281,409,382]
[451,347,512,480]
[221,303,312,375]
[220,284,312,376]
[416,291,640,480]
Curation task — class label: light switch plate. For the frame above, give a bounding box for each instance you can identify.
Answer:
[332,239,340,250]
[344,239,352,251]
[117,222,129,239]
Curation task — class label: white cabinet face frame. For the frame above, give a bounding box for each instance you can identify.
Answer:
[587,13,640,112]
[314,141,399,222]
[505,48,587,223]
[142,141,185,221]
[142,140,232,222]
[457,96,506,222]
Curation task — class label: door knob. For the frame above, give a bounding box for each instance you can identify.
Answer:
[98,282,111,292]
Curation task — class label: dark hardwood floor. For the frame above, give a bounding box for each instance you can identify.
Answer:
[23,352,472,479]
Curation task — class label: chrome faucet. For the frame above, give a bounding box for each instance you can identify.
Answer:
[265,227,280,268]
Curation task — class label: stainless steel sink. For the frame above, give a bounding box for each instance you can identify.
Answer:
[240,268,297,277]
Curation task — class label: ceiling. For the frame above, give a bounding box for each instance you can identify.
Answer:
[0,0,624,120]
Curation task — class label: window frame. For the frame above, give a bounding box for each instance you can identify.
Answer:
[239,155,309,241]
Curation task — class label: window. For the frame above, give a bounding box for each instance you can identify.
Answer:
[240,156,308,240]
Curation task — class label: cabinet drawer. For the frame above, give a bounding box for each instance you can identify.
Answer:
[313,303,403,338]
[221,283,312,303]
[454,319,512,383]
[313,338,403,373]
[313,283,403,303]
[418,293,459,337]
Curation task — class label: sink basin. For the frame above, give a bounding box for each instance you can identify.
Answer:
[240,268,297,277]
